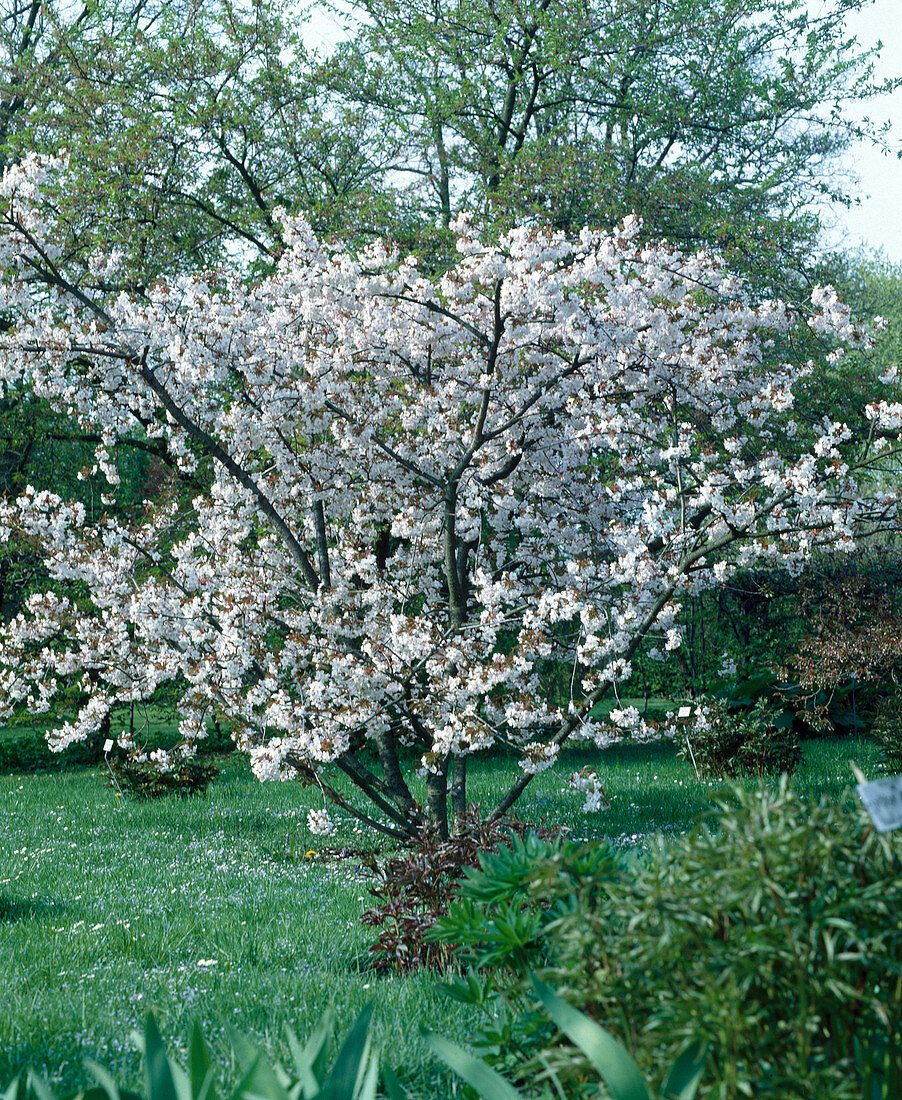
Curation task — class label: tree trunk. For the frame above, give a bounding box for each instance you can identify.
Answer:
[425,758,449,839]
[451,754,467,834]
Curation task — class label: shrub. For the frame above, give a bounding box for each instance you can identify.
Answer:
[427,975,707,1100]
[433,781,902,1099]
[107,753,218,799]
[0,731,55,774]
[870,684,902,772]
[359,810,558,975]
[0,727,106,773]
[675,696,801,778]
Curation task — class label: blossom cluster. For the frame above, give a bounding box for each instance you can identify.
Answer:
[0,157,896,830]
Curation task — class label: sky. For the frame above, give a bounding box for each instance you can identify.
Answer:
[298,0,902,263]
[819,0,902,261]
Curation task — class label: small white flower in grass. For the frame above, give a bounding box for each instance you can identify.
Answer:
[306,808,334,835]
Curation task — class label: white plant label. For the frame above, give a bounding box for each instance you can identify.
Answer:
[856,775,902,833]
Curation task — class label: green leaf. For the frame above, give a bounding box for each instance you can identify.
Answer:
[379,1064,409,1100]
[1,1080,18,1100]
[288,1007,335,1094]
[25,1074,57,1100]
[354,1053,379,1100]
[226,1032,288,1100]
[423,1031,523,1100]
[143,1016,179,1100]
[318,1004,374,1100]
[661,1039,707,1100]
[530,978,650,1100]
[188,1023,217,1100]
[84,1061,123,1100]
[282,1027,320,1100]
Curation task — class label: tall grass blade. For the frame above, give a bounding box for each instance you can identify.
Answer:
[226,1033,288,1100]
[423,1032,523,1100]
[24,1077,56,1100]
[531,978,650,1100]
[142,1017,179,1100]
[318,1004,374,1100]
[378,1064,408,1100]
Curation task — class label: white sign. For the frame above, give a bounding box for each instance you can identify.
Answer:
[856,774,902,833]
[103,739,114,754]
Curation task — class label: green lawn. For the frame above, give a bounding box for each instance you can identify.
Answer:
[0,734,886,1096]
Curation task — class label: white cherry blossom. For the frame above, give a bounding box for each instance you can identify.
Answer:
[0,156,897,837]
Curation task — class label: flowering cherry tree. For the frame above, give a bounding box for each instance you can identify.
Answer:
[0,155,898,838]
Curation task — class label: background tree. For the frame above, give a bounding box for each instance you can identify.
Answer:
[1,0,894,285]
[322,0,890,287]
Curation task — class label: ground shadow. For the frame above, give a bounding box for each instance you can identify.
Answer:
[0,894,66,923]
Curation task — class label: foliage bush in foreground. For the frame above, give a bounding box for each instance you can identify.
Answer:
[426,977,707,1100]
[3,989,706,1100]
[433,781,902,1099]
[4,1006,402,1100]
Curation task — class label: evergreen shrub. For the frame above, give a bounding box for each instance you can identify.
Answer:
[432,781,902,1099]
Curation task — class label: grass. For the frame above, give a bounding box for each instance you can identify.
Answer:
[0,729,887,1096]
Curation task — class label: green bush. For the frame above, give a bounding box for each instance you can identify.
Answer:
[427,975,707,1100]
[675,697,801,779]
[870,685,902,772]
[0,728,105,773]
[107,754,218,799]
[433,781,902,1099]
[0,732,55,774]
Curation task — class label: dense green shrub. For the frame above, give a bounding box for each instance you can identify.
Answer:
[107,754,218,799]
[675,697,801,779]
[433,781,902,1099]
[0,728,105,773]
[0,732,55,773]
[870,685,902,772]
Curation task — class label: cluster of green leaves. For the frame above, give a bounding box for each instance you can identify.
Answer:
[3,1006,400,1100]
[432,782,902,1099]
[2,0,894,285]
[426,977,707,1100]
[2,992,707,1100]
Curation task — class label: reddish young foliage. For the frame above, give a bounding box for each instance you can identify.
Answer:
[359,810,558,974]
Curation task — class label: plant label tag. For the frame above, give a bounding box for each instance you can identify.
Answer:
[856,775,902,833]
[103,739,114,753]
[677,706,692,718]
